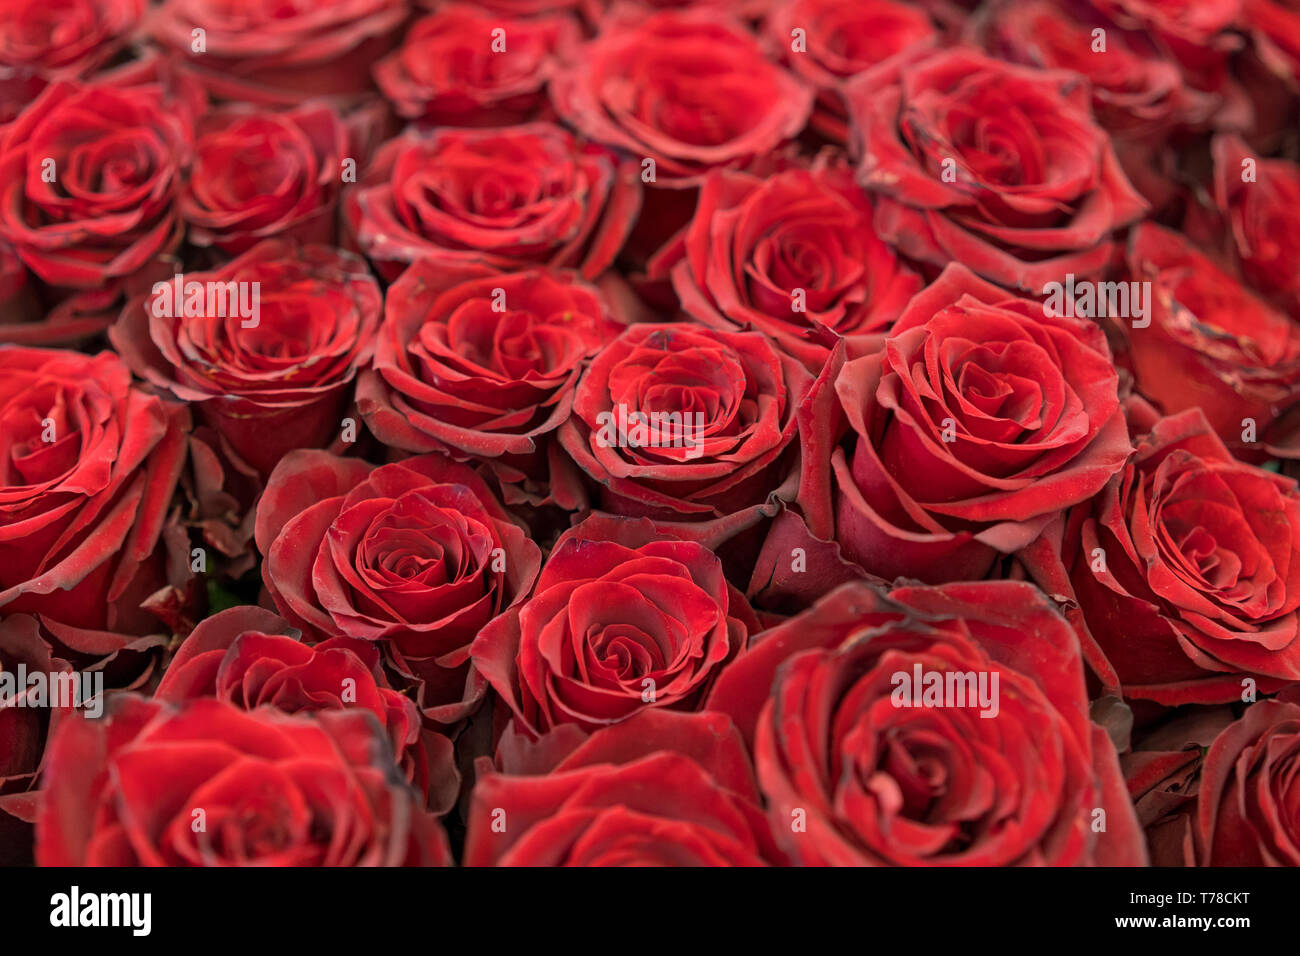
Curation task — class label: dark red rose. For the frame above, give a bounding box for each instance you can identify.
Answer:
[666,157,920,369]
[0,346,192,642]
[154,604,460,812]
[558,322,812,551]
[464,709,780,866]
[471,515,759,737]
[1022,402,1300,706]
[357,262,621,508]
[705,579,1148,866]
[0,80,190,290]
[148,0,408,105]
[36,694,451,865]
[181,103,352,255]
[764,0,939,143]
[848,47,1148,291]
[549,8,813,188]
[345,122,640,283]
[1124,223,1300,459]
[1243,0,1300,86]
[255,450,542,725]
[374,4,578,125]
[111,240,381,477]
[761,263,1129,596]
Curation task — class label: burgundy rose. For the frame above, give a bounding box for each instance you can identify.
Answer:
[705,579,1148,865]
[848,47,1148,291]
[357,262,621,507]
[111,240,382,477]
[345,122,640,283]
[471,515,759,737]
[36,694,451,865]
[464,709,779,866]
[374,4,578,125]
[255,450,542,725]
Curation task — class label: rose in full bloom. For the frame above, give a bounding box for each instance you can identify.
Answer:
[374,4,578,125]
[549,9,813,188]
[1021,401,1300,705]
[357,262,621,508]
[757,263,1130,596]
[345,122,640,282]
[181,104,353,255]
[464,709,780,866]
[256,450,542,725]
[848,47,1148,291]
[0,346,191,642]
[558,323,812,550]
[149,0,408,104]
[111,240,382,476]
[36,694,452,865]
[471,515,759,737]
[665,158,920,369]
[705,579,1147,865]
[0,80,190,289]
[1124,223,1300,458]
[154,604,459,812]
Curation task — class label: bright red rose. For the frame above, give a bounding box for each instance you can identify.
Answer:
[706,579,1147,866]
[255,450,542,725]
[471,515,759,737]
[36,694,452,866]
[464,709,780,866]
[848,47,1148,291]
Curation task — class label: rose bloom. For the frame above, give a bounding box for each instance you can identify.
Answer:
[1124,223,1300,459]
[764,0,939,143]
[148,0,408,104]
[757,263,1130,597]
[357,262,621,508]
[36,695,451,866]
[111,240,382,477]
[665,158,920,369]
[0,80,190,289]
[0,346,191,642]
[705,579,1147,866]
[255,450,542,725]
[464,710,780,866]
[848,48,1148,291]
[154,605,459,812]
[181,103,353,255]
[1022,400,1300,705]
[549,8,812,188]
[471,515,758,737]
[374,4,578,125]
[345,122,640,283]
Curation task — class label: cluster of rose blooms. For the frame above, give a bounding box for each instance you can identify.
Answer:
[0,0,1298,868]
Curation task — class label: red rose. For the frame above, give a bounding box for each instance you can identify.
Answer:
[667,158,920,369]
[345,122,640,283]
[762,263,1130,595]
[1124,222,1300,458]
[0,80,190,289]
[148,0,408,105]
[374,4,578,125]
[181,103,353,255]
[36,694,451,865]
[0,346,191,642]
[1243,0,1300,87]
[472,515,758,737]
[549,9,813,188]
[111,240,382,477]
[255,450,542,725]
[705,580,1147,865]
[357,262,621,507]
[848,47,1148,291]
[1022,402,1300,705]
[464,709,779,866]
